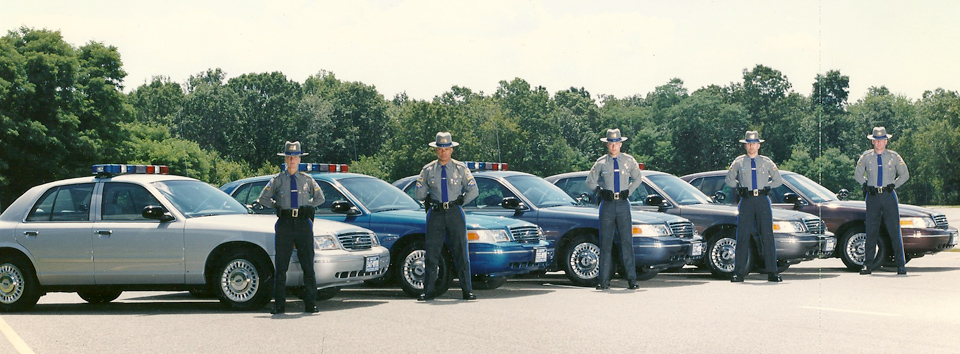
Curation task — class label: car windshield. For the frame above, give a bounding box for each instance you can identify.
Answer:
[782,173,839,203]
[153,180,248,218]
[647,174,714,205]
[338,176,421,212]
[504,175,578,208]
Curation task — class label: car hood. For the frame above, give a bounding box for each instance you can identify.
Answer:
[676,203,819,222]
[375,208,536,230]
[186,214,372,236]
[544,205,690,225]
[819,200,942,218]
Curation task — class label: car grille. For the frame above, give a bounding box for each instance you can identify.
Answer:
[510,225,542,244]
[337,231,375,250]
[669,221,695,238]
[803,218,826,234]
[933,214,949,228]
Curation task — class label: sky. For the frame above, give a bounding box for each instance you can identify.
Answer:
[4,0,959,103]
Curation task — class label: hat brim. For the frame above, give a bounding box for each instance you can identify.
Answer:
[600,137,627,143]
[278,152,309,156]
[867,134,891,140]
[429,142,460,148]
[739,139,764,143]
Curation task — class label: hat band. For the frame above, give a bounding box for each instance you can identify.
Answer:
[744,139,761,143]
[435,142,454,147]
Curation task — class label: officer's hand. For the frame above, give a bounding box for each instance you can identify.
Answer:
[456,194,465,205]
[737,187,747,197]
[886,184,895,190]
[763,186,770,193]
[618,190,629,199]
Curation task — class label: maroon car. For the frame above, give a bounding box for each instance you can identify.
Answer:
[681,170,958,271]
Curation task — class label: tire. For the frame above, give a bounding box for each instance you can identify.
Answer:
[316,287,340,301]
[472,275,507,290]
[0,256,42,312]
[397,241,450,298]
[561,234,601,287]
[215,250,272,310]
[635,267,659,281]
[839,226,887,271]
[705,231,751,279]
[77,289,122,304]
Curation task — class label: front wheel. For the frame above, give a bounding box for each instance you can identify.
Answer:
[705,232,751,278]
[561,234,601,287]
[635,267,659,281]
[316,287,340,301]
[397,241,450,298]
[77,289,122,304]
[0,257,42,312]
[839,227,887,271]
[472,275,507,290]
[215,250,272,310]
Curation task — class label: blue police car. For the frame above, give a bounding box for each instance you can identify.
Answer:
[394,162,704,286]
[221,163,551,298]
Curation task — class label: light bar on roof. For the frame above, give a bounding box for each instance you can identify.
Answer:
[281,163,349,173]
[464,161,508,171]
[92,164,168,176]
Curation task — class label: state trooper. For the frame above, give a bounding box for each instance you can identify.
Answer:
[414,132,479,301]
[585,128,641,290]
[854,127,909,275]
[257,141,325,314]
[725,131,783,283]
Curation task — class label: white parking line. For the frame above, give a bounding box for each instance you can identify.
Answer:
[800,306,900,317]
[0,316,35,354]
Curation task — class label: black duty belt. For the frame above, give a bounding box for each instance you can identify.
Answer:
[427,198,462,210]
[867,186,894,195]
[599,189,628,201]
[279,207,315,218]
[740,189,769,197]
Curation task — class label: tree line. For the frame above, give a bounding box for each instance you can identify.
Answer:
[2,27,959,209]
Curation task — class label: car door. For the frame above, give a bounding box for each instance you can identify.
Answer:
[15,183,96,285]
[92,182,186,284]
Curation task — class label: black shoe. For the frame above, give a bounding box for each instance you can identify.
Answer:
[270,303,285,314]
[595,284,610,290]
[304,303,319,313]
[730,275,743,283]
[859,266,872,275]
[897,267,907,275]
[462,292,476,300]
[627,281,639,290]
[767,274,782,282]
[417,293,434,302]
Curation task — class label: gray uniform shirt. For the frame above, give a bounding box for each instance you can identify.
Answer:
[854,149,909,187]
[585,153,643,193]
[257,171,325,210]
[725,154,783,190]
[415,159,479,204]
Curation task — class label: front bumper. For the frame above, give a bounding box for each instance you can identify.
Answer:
[469,240,553,277]
[633,237,705,270]
[902,227,958,255]
[283,246,391,289]
[775,232,836,261]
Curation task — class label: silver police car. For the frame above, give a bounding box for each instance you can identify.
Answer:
[0,164,389,311]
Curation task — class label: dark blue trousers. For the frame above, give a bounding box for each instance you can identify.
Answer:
[598,198,636,285]
[274,216,317,306]
[424,206,472,295]
[736,195,778,276]
[864,191,906,268]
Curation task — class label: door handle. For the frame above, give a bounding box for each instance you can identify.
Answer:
[23,231,38,237]
[96,230,113,236]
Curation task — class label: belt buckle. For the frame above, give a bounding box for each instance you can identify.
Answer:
[878,186,885,193]
[752,189,759,197]
[291,209,299,217]
[442,202,450,209]
[613,192,620,200]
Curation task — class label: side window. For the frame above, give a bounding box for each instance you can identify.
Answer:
[630,182,661,203]
[769,185,792,204]
[559,177,591,200]
[469,178,515,209]
[316,181,347,215]
[233,181,268,206]
[401,180,418,201]
[27,183,95,222]
[102,183,162,221]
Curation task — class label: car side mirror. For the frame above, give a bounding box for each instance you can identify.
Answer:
[713,190,726,203]
[577,192,593,205]
[501,197,526,210]
[837,188,850,201]
[142,205,174,222]
[331,201,360,215]
[645,195,668,212]
[783,193,803,210]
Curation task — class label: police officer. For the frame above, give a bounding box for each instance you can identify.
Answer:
[854,127,909,275]
[414,132,479,301]
[257,141,325,314]
[725,131,783,283]
[585,128,641,290]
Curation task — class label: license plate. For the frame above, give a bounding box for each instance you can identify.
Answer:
[364,256,379,272]
[534,248,547,263]
[690,242,704,257]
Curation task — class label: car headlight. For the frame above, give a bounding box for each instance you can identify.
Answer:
[537,227,546,241]
[772,221,805,233]
[901,217,936,228]
[467,229,511,243]
[314,234,340,250]
[632,223,671,237]
[370,233,380,246]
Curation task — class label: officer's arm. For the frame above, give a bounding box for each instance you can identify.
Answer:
[307,178,325,207]
[584,161,601,190]
[767,160,783,188]
[853,155,867,185]
[894,154,909,188]
[256,177,278,208]
[414,168,429,201]
[461,169,479,205]
[626,159,643,194]
[724,159,740,188]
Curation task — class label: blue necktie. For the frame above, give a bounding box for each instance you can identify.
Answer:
[290,174,299,209]
[750,158,758,190]
[613,158,620,192]
[877,154,883,187]
[441,165,449,202]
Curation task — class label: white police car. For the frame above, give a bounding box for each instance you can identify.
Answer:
[0,164,389,311]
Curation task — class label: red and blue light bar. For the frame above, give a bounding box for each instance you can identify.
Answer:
[93,164,168,176]
[280,163,349,173]
[464,161,508,171]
